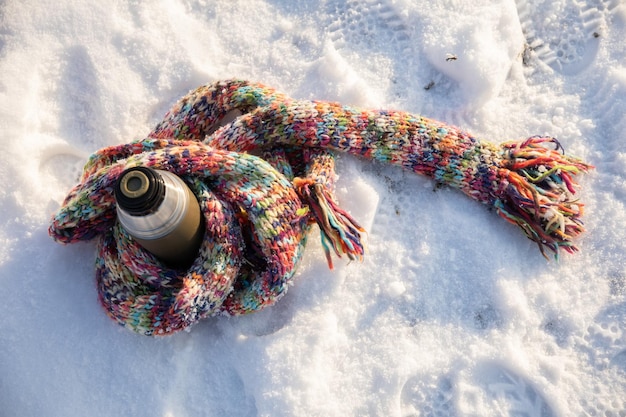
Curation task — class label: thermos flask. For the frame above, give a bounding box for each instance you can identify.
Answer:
[114,166,203,268]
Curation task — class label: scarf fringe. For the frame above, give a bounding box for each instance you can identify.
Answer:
[294,177,365,269]
[496,136,592,258]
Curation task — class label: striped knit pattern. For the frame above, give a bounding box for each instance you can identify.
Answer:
[49,80,592,335]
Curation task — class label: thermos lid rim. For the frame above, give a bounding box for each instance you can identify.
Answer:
[114,166,166,216]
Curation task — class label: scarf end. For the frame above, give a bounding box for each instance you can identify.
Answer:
[496,136,593,259]
[294,178,365,269]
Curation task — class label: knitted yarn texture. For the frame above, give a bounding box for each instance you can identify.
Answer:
[49,80,592,335]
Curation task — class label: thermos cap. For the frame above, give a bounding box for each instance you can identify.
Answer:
[114,167,166,216]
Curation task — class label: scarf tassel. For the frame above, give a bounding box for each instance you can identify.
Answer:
[294,177,365,269]
[495,136,592,258]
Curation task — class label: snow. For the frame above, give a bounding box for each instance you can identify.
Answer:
[1,0,625,416]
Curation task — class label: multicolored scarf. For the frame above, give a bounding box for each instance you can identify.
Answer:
[49,80,592,335]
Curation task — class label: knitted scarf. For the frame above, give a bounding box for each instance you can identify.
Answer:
[49,80,592,335]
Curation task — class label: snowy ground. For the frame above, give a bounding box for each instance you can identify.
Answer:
[1,0,626,416]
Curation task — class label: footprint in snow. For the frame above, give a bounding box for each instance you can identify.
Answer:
[515,0,620,75]
[400,373,457,417]
[585,301,626,374]
[57,45,107,148]
[458,362,556,417]
[324,0,420,101]
[39,143,89,206]
[401,364,555,417]
[580,302,626,416]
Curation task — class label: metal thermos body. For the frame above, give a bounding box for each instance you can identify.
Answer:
[114,167,203,268]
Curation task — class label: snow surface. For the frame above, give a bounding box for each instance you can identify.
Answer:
[1,0,626,416]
